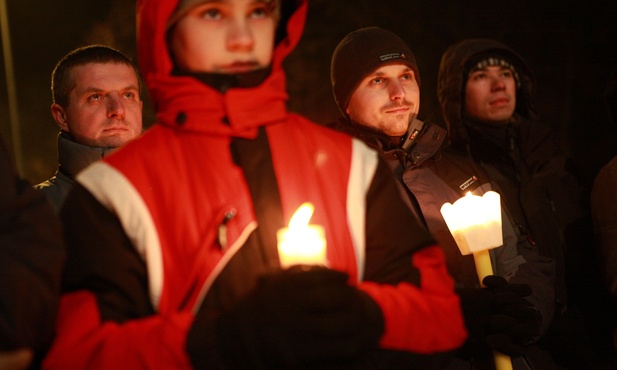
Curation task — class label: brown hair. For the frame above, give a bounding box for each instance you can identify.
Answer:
[51,45,141,107]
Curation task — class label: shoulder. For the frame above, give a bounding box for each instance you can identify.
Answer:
[34,173,74,213]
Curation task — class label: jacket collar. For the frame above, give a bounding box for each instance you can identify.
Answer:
[57,132,114,179]
[329,117,446,168]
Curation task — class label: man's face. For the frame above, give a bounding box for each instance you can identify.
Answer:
[464,65,517,123]
[51,62,143,148]
[346,63,420,136]
[169,0,277,74]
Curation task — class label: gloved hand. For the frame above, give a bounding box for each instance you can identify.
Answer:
[187,266,385,369]
[457,275,541,357]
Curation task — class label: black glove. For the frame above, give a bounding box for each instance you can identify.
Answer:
[187,266,385,369]
[457,275,542,357]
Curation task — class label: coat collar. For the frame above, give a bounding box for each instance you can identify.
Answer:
[57,132,115,179]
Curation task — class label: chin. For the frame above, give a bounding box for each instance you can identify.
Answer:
[98,136,130,148]
[387,125,409,137]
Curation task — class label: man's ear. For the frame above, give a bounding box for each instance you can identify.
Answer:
[51,103,69,132]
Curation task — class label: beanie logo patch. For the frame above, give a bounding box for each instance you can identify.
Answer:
[379,52,407,62]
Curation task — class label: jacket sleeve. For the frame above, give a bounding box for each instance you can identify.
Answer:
[591,157,617,304]
[43,185,194,370]
[493,203,556,338]
[359,159,468,354]
[0,143,64,353]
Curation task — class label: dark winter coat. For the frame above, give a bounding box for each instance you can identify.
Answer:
[437,39,583,308]
[591,156,617,303]
[0,139,64,359]
[330,117,555,331]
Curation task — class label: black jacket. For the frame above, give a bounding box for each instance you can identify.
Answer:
[329,117,558,370]
[329,117,555,327]
[437,39,583,308]
[0,139,64,360]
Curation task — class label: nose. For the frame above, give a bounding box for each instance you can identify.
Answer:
[107,93,126,119]
[227,19,254,51]
[491,75,507,91]
[389,80,406,101]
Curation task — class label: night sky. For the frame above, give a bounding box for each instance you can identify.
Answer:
[1,0,616,192]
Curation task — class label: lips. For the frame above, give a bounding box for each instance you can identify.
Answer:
[385,105,410,114]
[490,97,510,106]
[103,125,128,133]
[222,61,259,73]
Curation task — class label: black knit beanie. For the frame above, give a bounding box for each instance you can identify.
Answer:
[331,27,420,117]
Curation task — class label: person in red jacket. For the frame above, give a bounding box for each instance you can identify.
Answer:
[43,0,467,369]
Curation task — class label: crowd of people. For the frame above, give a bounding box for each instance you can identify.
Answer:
[1,0,615,369]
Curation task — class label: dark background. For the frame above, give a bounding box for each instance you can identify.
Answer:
[1,0,616,193]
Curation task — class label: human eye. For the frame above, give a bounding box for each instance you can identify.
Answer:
[401,72,414,81]
[501,69,514,79]
[249,2,275,19]
[370,76,384,85]
[123,91,136,99]
[88,93,103,102]
[198,6,222,20]
[470,71,486,81]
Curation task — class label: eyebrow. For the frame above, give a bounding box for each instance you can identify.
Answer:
[371,66,413,77]
[77,84,139,96]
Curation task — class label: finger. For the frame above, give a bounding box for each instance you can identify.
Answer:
[482,275,507,288]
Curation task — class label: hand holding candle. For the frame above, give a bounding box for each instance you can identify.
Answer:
[441,191,513,370]
[277,202,328,269]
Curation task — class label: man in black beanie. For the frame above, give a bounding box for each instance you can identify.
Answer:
[329,28,560,370]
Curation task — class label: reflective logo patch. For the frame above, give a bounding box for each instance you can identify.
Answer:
[459,175,478,191]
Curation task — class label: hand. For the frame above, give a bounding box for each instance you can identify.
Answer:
[457,275,541,357]
[483,275,541,356]
[188,266,384,369]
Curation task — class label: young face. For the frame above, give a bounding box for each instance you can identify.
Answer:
[169,0,278,74]
[346,64,420,137]
[464,65,517,123]
[51,63,143,148]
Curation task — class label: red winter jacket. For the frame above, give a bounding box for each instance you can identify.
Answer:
[43,0,467,368]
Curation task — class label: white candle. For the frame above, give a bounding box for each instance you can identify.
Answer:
[440,191,513,370]
[277,202,327,268]
[440,191,502,255]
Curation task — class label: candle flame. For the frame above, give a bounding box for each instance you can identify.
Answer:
[440,191,503,254]
[289,202,314,229]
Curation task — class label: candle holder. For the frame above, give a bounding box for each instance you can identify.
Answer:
[277,202,328,269]
[441,191,513,370]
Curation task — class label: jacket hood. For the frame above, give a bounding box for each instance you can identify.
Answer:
[136,0,307,137]
[437,39,536,148]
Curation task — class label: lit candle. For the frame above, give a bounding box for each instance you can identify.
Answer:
[440,191,513,370]
[277,202,327,269]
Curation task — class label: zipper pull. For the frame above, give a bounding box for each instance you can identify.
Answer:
[217,208,237,251]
